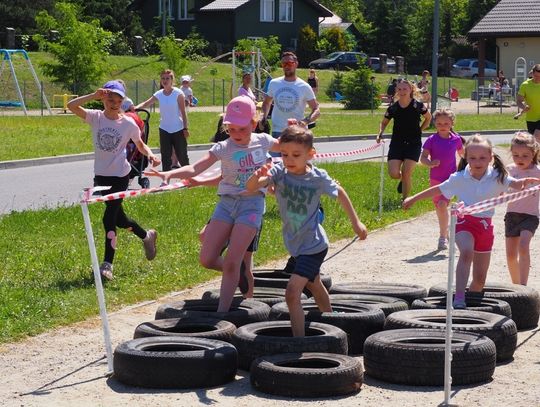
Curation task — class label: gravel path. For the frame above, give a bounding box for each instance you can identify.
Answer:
[1,206,539,407]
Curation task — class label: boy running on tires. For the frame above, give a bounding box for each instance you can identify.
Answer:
[246,124,367,336]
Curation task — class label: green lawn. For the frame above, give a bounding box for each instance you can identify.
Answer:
[0,161,433,343]
[1,112,523,161]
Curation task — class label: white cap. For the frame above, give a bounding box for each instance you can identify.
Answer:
[181,75,192,82]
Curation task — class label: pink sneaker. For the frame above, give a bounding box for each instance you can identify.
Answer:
[143,229,157,260]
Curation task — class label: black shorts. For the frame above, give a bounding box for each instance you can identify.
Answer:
[504,212,539,237]
[526,120,540,135]
[292,248,328,282]
[387,141,422,162]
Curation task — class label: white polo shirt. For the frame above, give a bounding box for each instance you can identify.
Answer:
[439,166,515,218]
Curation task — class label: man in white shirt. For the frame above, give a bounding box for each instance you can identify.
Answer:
[261,51,320,143]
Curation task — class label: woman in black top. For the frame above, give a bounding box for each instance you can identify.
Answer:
[307,69,319,95]
[376,79,432,198]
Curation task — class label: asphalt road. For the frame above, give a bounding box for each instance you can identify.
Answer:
[0,133,514,215]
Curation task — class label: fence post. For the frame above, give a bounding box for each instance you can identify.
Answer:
[222,78,225,112]
[213,78,215,106]
[135,79,139,105]
[41,81,44,116]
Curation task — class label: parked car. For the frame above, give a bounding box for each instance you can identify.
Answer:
[309,52,367,70]
[450,59,497,78]
[368,57,396,73]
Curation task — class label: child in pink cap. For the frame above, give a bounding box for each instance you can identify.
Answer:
[420,108,464,250]
[146,96,281,312]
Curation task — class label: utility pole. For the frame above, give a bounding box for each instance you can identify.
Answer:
[431,0,440,115]
[162,0,167,36]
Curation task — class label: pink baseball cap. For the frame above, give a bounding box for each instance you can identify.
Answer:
[223,96,256,126]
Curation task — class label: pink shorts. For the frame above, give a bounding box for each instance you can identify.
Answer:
[455,215,494,252]
[430,179,450,205]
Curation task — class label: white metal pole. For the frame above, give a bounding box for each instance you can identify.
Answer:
[7,54,27,115]
[80,194,114,374]
[25,53,52,114]
[232,48,236,94]
[443,204,457,405]
[378,142,386,217]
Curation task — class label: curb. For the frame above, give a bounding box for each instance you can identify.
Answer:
[0,129,519,170]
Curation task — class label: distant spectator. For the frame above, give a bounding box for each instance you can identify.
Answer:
[180,75,194,107]
[497,70,506,87]
[517,64,540,142]
[238,72,257,102]
[307,69,319,95]
[386,78,398,103]
[418,70,431,109]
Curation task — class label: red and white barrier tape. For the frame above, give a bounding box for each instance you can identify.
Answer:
[82,168,220,204]
[272,142,382,163]
[82,143,382,204]
[452,184,540,217]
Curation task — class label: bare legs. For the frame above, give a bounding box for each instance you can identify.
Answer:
[455,231,491,294]
[435,200,449,240]
[286,274,331,337]
[199,219,256,312]
[388,159,417,198]
[506,231,533,285]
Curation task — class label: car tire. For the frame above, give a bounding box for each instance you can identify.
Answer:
[250,353,363,397]
[232,320,348,370]
[329,294,409,317]
[133,317,236,342]
[384,309,517,361]
[113,336,238,388]
[201,287,307,307]
[329,282,427,304]
[411,296,512,319]
[364,329,496,386]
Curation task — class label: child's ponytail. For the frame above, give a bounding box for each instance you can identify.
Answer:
[457,156,468,172]
[492,153,508,184]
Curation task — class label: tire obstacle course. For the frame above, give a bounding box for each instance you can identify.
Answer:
[109,273,539,398]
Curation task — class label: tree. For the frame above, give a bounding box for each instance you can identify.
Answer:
[157,35,188,76]
[33,2,112,94]
[296,25,319,67]
[0,0,55,34]
[341,65,380,110]
[318,27,356,54]
[235,36,282,69]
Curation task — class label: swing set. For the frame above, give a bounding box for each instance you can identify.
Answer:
[0,49,52,115]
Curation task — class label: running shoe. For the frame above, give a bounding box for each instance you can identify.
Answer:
[143,229,157,260]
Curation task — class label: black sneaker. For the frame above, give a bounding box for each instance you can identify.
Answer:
[238,261,249,294]
[397,181,403,194]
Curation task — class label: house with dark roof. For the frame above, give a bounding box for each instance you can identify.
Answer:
[133,0,332,53]
[468,0,540,83]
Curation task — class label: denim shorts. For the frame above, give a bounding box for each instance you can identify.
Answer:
[212,194,265,229]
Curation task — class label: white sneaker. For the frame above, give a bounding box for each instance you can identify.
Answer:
[438,237,448,250]
[143,229,157,260]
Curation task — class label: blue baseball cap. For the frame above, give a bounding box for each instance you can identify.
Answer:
[103,80,126,98]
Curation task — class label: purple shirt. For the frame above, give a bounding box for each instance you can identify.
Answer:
[422,133,463,182]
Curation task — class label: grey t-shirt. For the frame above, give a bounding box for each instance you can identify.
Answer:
[210,132,275,195]
[85,110,141,177]
[268,163,338,256]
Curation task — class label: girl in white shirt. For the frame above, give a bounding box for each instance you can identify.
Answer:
[403,135,540,309]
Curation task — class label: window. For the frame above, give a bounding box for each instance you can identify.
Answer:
[178,0,195,20]
[279,0,293,22]
[260,0,274,22]
[158,0,173,18]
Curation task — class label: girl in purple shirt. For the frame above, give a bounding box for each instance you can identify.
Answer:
[420,109,464,250]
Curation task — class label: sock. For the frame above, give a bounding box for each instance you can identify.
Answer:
[454,291,465,301]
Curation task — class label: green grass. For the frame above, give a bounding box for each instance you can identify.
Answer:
[0,161,433,343]
[1,112,523,161]
[2,52,480,108]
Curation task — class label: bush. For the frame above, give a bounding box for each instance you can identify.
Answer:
[157,35,188,77]
[317,27,356,54]
[341,65,381,110]
[235,36,281,70]
[325,71,345,100]
[177,28,209,61]
[108,32,132,55]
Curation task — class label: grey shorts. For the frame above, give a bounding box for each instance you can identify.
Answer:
[212,194,265,229]
[504,212,539,237]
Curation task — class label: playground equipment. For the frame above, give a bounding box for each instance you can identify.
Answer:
[514,57,527,90]
[53,93,78,113]
[0,49,52,115]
